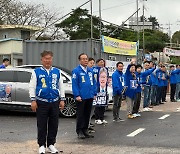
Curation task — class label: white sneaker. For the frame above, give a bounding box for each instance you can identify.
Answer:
[147,107,152,111]
[95,119,103,125]
[136,113,141,117]
[48,145,58,153]
[132,113,137,117]
[143,107,149,112]
[102,120,108,124]
[39,146,45,154]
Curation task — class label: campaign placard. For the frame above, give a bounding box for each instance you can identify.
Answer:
[0,84,12,102]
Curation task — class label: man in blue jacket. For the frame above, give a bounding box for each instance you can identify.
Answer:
[72,53,97,139]
[132,64,143,117]
[112,61,125,122]
[141,61,156,111]
[175,65,180,101]
[156,65,167,104]
[0,58,9,69]
[29,51,65,154]
[169,65,180,102]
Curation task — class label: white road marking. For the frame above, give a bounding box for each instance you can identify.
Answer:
[177,108,180,112]
[158,114,170,120]
[127,128,145,137]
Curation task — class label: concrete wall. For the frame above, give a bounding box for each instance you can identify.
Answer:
[0,40,23,54]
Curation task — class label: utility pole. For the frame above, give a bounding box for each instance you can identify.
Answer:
[99,0,102,57]
[142,0,145,55]
[90,0,93,57]
[136,0,140,63]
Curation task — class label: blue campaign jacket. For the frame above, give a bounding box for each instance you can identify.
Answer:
[135,72,142,93]
[72,65,97,100]
[112,70,124,96]
[35,67,61,102]
[124,64,136,99]
[156,69,167,87]
[150,72,158,86]
[141,67,156,86]
[0,64,5,69]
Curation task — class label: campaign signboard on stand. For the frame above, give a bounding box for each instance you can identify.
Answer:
[93,67,108,106]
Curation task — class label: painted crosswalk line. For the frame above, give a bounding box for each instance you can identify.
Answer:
[158,114,170,120]
[127,128,145,137]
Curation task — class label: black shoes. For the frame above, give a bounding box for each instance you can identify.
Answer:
[78,131,86,139]
[77,130,94,139]
[83,130,94,138]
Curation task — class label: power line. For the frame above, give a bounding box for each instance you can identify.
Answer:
[29,0,91,39]
[93,0,136,13]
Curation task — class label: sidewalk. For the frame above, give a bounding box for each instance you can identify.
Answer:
[119,94,180,113]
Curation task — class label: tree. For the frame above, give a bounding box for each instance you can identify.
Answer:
[0,0,63,40]
[57,8,170,52]
[172,31,180,45]
[56,8,101,40]
[139,29,170,52]
[148,16,159,29]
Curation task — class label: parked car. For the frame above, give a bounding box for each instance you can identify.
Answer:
[0,67,76,117]
[0,65,113,117]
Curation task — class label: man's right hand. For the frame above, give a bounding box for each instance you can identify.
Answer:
[31,101,38,112]
[76,96,82,102]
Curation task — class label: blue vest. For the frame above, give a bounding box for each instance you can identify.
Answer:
[35,67,60,102]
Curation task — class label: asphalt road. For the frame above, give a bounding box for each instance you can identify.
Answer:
[1,106,180,154]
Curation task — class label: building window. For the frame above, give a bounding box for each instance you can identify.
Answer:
[2,33,8,39]
[21,30,30,40]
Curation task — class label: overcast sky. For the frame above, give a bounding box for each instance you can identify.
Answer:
[19,0,180,36]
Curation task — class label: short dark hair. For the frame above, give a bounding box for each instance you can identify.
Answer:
[3,58,9,62]
[96,58,104,64]
[130,64,136,67]
[88,57,95,62]
[170,65,175,68]
[78,53,88,60]
[143,61,150,64]
[136,64,143,70]
[41,50,53,57]
[116,61,123,68]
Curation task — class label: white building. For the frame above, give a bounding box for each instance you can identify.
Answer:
[0,25,41,66]
[129,17,153,31]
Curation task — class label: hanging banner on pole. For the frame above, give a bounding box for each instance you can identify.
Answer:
[163,48,180,56]
[102,35,137,56]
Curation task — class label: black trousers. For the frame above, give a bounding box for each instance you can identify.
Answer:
[170,84,176,101]
[162,86,167,102]
[156,86,163,104]
[95,106,105,121]
[132,92,141,114]
[36,100,59,147]
[76,98,93,134]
